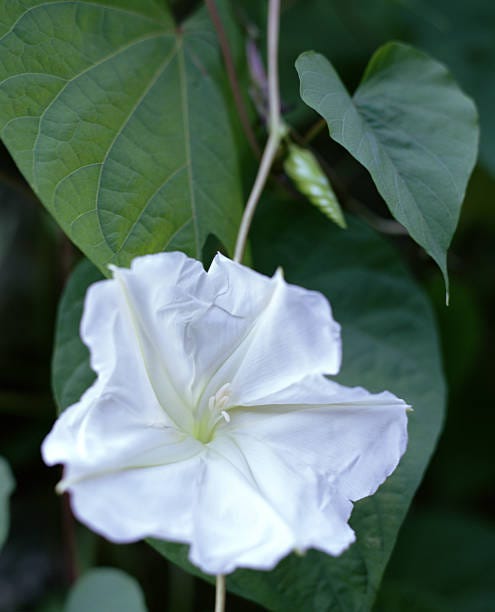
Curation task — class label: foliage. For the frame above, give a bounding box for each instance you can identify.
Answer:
[65,568,148,612]
[296,43,478,290]
[53,205,444,610]
[0,0,243,271]
[0,0,492,610]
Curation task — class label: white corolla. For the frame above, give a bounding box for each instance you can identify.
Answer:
[42,252,408,575]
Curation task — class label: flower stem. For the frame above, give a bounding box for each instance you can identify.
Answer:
[214,574,226,612]
[233,0,282,263]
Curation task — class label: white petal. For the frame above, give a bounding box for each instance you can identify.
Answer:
[229,376,409,503]
[94,253,204,432]
[42,388,204,491]
[43,252,408,575]
[189,438,293,574]
[69,455,204,543]
[76,273,188,432]
[89,254,340,419]
[188,433,355,574]
[107,253,227,419]
[192,254,342,411]
[42,381,205,543]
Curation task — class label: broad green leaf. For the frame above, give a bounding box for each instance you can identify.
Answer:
[0,456,14,549]
[154,204,446,609]
[65,568,147,612]
[222,202,445,610]
[54,201,445,610]
[296,42,479,290]
[52,259,100,413]
[404,0,495,176]
[0,1,243,273]
[375,511,495,612]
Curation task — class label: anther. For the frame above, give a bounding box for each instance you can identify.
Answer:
[221,410,231,423]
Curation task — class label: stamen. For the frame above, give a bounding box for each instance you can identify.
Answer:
[221,410,231,423]
[197,382,234,441]
[216,395,228,410]
[216,383,232,402]
[208,383,232,412]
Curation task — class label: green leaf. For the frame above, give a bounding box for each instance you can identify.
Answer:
[404,0,495,177]
[54,201,445,610]
[65,568,147,612]
[212,201,446,610]
[0,456,15,549]
[155,205,446,609]
[0,1,243,272]
[375,511,495,612]
[52,258,101,413]
[296,42,479,290]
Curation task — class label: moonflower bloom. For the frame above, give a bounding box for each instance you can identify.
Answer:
[42,252,408,574]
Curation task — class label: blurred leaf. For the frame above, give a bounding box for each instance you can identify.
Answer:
[459,166,495,232]
[423,272,492,505]
[52,259,101,413]
[65,568,147,612]
[427,277,482,394]
[375,511,495,612]
[151,200,446,610]
[405,0,495,176]
[296,43,479,290]
[51,198,445,611]
[37,597,64,612]
[240,0,408,124]
[0,1,243,273]
[0,456,14,549]
[284,143,346,228]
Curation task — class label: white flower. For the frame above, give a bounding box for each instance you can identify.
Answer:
[42,252,408,575]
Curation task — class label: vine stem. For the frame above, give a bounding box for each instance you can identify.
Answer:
[205,0,260,157]
[302,117,327,145]
[233,0,282,263]
[214,574,226,612]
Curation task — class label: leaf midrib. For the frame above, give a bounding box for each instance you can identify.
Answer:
[177,41,201,257]
[94,41,180,254]
[0,0,166,41]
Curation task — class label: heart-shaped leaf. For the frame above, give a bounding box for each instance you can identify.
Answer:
[0,1,243,272]
[51,258,99,413]
[296,42,479,291]
[52,202,445,610]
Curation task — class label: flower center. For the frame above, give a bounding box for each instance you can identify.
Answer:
[195,382,233,443]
